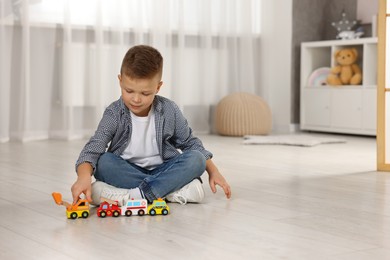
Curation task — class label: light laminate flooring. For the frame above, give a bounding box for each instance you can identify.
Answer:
[0,133,390,260]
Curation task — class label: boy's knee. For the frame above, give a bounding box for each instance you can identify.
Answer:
[97,152,120,166]
[194,150,206,165]
[99,152,116,161]
[186,150,206,174]
[96,153,118,174]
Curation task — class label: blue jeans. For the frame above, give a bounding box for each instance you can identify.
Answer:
[94,150,206,202]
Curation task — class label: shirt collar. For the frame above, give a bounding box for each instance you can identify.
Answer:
[153,95,163,113]
[119,97,130,115]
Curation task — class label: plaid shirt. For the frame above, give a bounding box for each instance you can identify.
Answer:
[76,95,213,173]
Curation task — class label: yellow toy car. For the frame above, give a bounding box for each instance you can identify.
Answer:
[65,200,90,219]
[52,192,90,219]
[147,198,170,216]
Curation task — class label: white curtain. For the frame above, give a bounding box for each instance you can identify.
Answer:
[0,0,262,142]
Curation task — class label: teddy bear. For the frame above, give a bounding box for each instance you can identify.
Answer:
[326,47,362,86]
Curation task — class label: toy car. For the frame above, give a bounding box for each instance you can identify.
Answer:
[147,198,170,216]
[97,200,121,217]
[97,197,169,217]
[52,192,90,219]
[121,198,148,216]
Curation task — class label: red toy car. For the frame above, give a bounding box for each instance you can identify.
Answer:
[97,200,121,218]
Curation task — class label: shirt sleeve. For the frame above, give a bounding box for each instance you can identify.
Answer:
[170,102,213,160]
[75,107,118,173]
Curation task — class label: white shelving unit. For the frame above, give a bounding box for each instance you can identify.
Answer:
[300,38,378,136]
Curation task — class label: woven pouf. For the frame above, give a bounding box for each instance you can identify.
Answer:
[215,92,272,136]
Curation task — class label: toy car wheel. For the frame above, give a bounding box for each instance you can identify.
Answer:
[113,211,120,217]
[100,211,107,218]
[125,210,132,217]
[70,212,78,219]
[82,211,89,218]
[138,210,145,216]
[162,209,168,215]
[149,209,156,216]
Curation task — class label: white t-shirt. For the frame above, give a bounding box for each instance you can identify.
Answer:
[120,109,163,170]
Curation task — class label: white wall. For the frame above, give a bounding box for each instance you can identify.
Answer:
[357,0,378,24]
[260,0,293,133]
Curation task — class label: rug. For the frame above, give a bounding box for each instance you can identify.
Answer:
[243,134,346,147]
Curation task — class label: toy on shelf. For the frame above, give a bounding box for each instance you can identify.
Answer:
[326,47,362,86]
[331,10,363,40]
[52,192,90,219]
[97,197,169,218]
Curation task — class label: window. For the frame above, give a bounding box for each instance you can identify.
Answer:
[12,0,261,35]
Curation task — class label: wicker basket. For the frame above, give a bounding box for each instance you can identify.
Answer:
[215,92,272,136]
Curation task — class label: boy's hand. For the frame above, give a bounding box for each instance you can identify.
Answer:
[71,164,93,204]
[208,170,232,199]
[71,176,92,204]
[206,159,231,199]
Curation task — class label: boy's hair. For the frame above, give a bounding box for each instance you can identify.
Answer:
[120,45,163,79]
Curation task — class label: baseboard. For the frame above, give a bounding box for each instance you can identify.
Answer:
[10,131,49,142]
[49,129,94,140]
[270,123,300,134]
[0,137,10,143]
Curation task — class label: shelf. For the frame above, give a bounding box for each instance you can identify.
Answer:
[301,37,378,47]
[300,38,377,136]
[303,85,377,89]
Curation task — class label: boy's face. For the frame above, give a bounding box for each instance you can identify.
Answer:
[118,74,163,117]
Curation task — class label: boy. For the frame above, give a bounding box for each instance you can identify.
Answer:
[71,45,231,206]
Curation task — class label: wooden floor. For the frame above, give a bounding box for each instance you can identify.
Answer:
[1,133,390,259]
